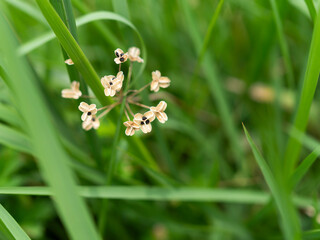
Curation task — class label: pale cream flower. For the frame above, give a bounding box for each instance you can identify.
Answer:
[150,70,171,92]
[114,48,128,64]
[150,101,168,123]
[249,84,275,103]
[61,81,82,99]
[123,121,140,136]
[128,47,144,63]
[78,102,97,121]
[82,116,100,131]
[133,111,155,133]
[64,59,74,65]
[101,71,124,97]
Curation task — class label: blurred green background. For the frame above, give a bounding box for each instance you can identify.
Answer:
[0,0,320,239]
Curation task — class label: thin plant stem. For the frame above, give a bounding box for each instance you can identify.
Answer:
[126,102,135,117]
[127,61,133,86]
[81,95,95,99]
[124,109,131,121]
[128,100,150,109]
[97,102,120,120]
[129,82,150,98]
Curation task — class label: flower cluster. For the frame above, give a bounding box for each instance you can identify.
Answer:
[61,47,170,136]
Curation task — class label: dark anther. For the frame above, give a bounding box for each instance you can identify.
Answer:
[88,112,91,116]
[146,120,150,124]
[142,116,147,120]
[120,57,125,62]
[109,82,113,85]
[116,52,119,57]
[141,121,145,125]
[120,53,124,57]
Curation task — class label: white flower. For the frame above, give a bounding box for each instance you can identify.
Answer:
[101,71,124,97]
[150,101,168,123]
[61,81,82,99]
[78,102,97,121]
[123,121,140,136]
[150,70,171,92]
[64,59,74,65]
[82,116,100,131]
[133,111,155,134]
[128,47,144,63]
[114,48,128,64]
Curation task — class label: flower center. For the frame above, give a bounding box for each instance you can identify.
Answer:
[116,52,119,57]
[92,118,95,121]
[120,57,125,62]
[88,112,91,116]
[140,121,144,125]
[145,119,150,124]
[142,116,147,120]
[120,53,124,57]
[109,82,113,86]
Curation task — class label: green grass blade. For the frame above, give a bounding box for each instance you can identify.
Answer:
[0,204,31,240]
[269,0,294,89]
[303,230,320,239]
[0,103,21,128]
[179,0,245,171]
[243,124,301,240]
[0,124,32,154]
[0,186,315,207]
[197,0,224,65]
[0,12,100,240]
[289,147,320,190]
[284,4,320,177]
[304,0,316,22]
[4,0,47,25]
[35,0,108,105]
[71,0,120,49]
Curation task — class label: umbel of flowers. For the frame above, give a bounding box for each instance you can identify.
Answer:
[61,47,170,136]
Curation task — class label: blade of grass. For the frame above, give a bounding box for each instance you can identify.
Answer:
[71,0,120,49]
[303,230,320,239]
[0,103,21,128]
[0,13,100,240]
[0,186,315,207]
[269,0,294,89]
[0,124,32,154]
[305,0,316,23]
[289,147,320,190]
[50,0,103,168]
[283,4,320,177]
[243,124,301,240]
[4,0,47,25]
[179,0,245,173]
[0,204,31,240]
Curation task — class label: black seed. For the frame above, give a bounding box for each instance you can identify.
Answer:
[87,112,91,116]
[120,57,124,62]
[142,116,147,120]
[146,120,150,124]
[141,121,144,125]
[109,82,113,85]
[116,52,119,57]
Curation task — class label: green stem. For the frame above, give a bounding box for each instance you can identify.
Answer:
[284,4,320,177]
[269,0,295,89]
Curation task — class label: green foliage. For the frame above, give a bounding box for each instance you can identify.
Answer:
[0,0,320,239]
